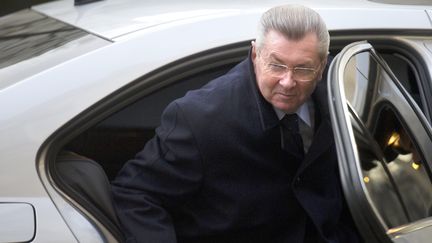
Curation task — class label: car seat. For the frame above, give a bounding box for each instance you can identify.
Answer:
[56,150,125,242]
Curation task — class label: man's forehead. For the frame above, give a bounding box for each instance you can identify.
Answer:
[263,49,318,66]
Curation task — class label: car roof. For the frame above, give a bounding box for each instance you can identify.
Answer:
[33,0,432,41]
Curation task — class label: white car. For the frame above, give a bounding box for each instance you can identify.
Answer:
[1,0,432,242]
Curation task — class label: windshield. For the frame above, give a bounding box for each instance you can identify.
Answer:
[0,9,110,89]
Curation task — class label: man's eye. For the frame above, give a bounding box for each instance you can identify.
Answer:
[295,69,312,75]
[269,63,286,71]
[295,68,314,75]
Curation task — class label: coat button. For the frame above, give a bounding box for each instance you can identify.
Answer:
[294,177,301,185]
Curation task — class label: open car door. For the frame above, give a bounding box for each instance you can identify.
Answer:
[328,41,432,243]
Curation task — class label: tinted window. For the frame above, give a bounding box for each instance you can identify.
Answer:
[343,51,432,228]
[382,53,423,111]
[0,10,85,68]
[0,9,109,90]
[65,64,237,180]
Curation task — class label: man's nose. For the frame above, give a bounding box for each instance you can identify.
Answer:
[278,70,296,87]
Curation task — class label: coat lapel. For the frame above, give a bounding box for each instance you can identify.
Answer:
[298,61,335,172]
[300,119,334,170]
[245,50,280,131]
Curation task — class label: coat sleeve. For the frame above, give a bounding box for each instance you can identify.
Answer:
[111,101,203,243]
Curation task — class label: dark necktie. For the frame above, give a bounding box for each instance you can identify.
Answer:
[280,114,304,159]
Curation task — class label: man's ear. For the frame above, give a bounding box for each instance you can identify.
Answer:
[251,41,257,63]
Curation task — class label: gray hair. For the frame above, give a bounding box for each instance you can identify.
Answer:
[255,4,330,60]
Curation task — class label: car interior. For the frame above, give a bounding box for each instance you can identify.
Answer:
[50,37,430,242]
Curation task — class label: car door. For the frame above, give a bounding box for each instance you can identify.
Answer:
[328,41,432,243]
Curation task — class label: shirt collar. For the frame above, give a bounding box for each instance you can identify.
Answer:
[274,100,312,128]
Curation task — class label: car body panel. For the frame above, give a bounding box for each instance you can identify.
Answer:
[0,203,35,242]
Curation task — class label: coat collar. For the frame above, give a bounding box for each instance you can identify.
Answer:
[246,49,281,131]
[301,56,335,170]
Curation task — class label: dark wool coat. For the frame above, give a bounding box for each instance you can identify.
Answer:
[112,53,360,243]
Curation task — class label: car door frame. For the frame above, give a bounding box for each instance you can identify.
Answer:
[328,41,432,243]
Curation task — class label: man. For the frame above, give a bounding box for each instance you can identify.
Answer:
[112,4,360,243]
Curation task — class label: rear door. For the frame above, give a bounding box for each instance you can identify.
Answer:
[328,41,432,243]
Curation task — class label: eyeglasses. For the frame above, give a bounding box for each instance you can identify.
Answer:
[264,62,318,82]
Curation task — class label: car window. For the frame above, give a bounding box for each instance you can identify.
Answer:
[329,41,432,242]
[351,102,432,228]
[64,59,243,180]
[347,49,432,224]
[331,37,431,123]
[0,9,109,89]
[381,53,423,111]
[0,9,85,69]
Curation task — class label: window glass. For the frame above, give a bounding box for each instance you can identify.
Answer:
[65,64,237,180]
[382,53,423,111]
[343,51,432,228]
[0,9,109,89]
[373,107,432,224]
[0,9,85,69]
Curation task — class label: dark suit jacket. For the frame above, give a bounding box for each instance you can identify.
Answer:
[111,53,360,243]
